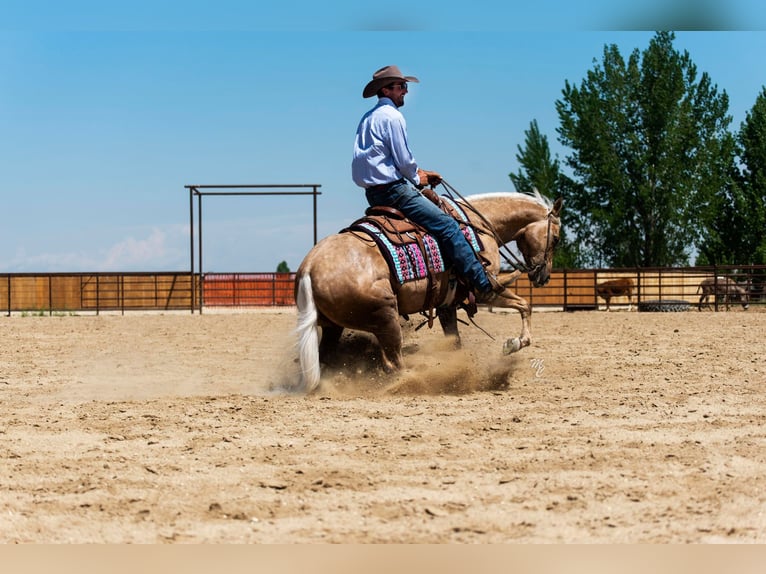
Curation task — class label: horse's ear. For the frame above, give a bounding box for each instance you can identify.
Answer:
[552,196,563,216]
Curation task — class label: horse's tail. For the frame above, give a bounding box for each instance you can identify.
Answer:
[295,274,321,392]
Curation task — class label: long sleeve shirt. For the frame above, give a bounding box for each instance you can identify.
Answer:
[352,98,421,189]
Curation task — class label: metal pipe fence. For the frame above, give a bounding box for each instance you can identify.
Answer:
[2,266,764,316]
[504,265,765,311]
[1,272,196,316]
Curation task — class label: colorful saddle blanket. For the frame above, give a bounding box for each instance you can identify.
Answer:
[343,195,483,286]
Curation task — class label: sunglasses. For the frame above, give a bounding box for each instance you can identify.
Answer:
[386,82,408,91]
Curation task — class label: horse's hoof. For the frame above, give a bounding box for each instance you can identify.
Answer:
[503,337,522,355]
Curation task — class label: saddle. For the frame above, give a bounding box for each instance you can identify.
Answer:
[341,192,483,327]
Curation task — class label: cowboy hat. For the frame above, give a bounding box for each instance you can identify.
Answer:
[362,65,419,98]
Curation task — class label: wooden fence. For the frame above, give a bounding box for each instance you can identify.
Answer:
[2,266,764,315]
[505,266,764,310]
[0,272,197,315]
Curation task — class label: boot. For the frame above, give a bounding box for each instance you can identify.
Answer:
[474,272,504,304]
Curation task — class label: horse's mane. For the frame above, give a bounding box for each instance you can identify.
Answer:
[464,189,554,210]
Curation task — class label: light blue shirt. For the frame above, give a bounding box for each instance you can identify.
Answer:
[352,98,421,189]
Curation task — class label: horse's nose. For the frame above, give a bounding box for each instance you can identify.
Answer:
[531,268,550,287]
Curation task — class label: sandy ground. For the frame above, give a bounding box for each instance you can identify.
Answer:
[1,305,764,543]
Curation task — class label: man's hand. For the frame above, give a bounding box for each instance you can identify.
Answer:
[416,169,442,189]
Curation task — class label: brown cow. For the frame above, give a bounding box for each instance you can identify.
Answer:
[596,278,634,311]
[697,277,749,311]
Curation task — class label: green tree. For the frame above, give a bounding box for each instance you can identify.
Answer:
[555,31,735,267]
[694,180,747,265]
[510,119,560,195]
[697,87,766,266]
[735,87,766,264]
[276,260,290,273]
[509,120,578,268]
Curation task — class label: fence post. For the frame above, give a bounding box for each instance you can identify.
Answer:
[593,270,598,310]
[713,265,719,312]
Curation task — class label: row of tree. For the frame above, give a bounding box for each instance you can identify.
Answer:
[510,32,766,269]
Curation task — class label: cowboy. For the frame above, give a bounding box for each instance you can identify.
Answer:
[352,65,503,303]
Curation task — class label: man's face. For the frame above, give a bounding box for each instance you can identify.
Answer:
[382,81,408,107]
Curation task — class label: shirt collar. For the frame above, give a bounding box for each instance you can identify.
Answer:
[377,97,397,109]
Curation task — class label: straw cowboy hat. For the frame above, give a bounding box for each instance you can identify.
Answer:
[362,65,419,98]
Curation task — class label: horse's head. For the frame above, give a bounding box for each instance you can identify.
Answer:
[513,196,563,287]
[738,285,750,310]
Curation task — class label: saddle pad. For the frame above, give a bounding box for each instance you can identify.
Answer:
[347,195,484,286]
[441,196,484,253]
[353,221,445,284]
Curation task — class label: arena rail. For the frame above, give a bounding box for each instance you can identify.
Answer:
[505,265,765,311]
[2,266,764,316]
[0,272,197,316]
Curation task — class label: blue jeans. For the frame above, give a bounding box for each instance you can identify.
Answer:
[366,181,491,292]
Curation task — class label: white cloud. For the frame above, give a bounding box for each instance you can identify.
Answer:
[100,227,182,271]
[1,219,317,273]
[2,226,188,272]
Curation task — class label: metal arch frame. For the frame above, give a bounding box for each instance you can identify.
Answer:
[185,184,322,313]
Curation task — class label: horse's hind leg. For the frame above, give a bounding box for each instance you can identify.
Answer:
[437,307,461,348]
[372,313,404,373]
[318,323,344,365]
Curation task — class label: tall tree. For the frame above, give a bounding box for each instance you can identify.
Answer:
[697,87,766,266]
[509,120,578,267]
[555,31,735,268]
[735,87,766,264]
[509,119,560,195]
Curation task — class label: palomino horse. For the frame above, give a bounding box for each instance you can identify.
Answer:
[294,191,563,392]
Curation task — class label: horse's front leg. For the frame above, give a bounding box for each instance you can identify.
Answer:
[484,290,532,354]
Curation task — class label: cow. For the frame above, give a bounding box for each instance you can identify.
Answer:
[697,277,749,311]
[596,278,634,311]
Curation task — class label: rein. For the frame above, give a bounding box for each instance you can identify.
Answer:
[438,180,555,276]
[414,313,496,341]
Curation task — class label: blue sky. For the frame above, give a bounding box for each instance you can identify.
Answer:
[2,2,766,273]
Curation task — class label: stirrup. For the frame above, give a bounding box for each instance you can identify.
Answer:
[486,272,505,294]
[473,273,503,305]
[474,289,498,305]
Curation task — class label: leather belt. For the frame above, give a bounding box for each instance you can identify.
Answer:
[366,178,405,194]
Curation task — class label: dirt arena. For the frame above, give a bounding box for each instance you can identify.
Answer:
[1,304,764,543]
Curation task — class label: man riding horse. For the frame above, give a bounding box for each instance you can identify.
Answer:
[352,65,505,304]
[290,66,563,392]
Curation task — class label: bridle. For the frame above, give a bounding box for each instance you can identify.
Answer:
[509,209,559,280]
[438,180,558,277]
